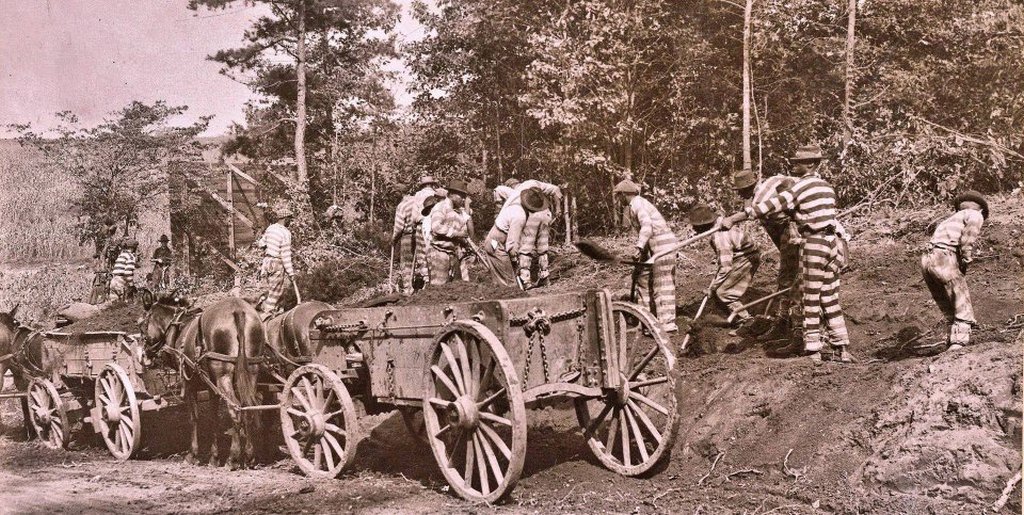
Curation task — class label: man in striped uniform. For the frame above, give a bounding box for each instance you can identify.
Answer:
[428,180,473,285]
[920,190,987,351]
[733,168,800,336]
[108,239,138,301]
[689,205,761,323]
[721,144,852,363]
[616,179,679,333]
[256,208,295,316]
[411,175,440,289]
[484,187,548,286]
[494,178,563,288]
[391,183,419,295]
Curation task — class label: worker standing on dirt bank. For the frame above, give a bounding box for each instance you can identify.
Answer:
[108,239,138,302]
[256,208,295,316]
[495,178,563,288]
[412,175,440,290]
[689,204,761,324]
[391,183,419,295]
[720,144,853,364]
[149,234,173,290]
[615,179,679,333]
[428,180,473,285]
[485,188,549,286]
[732,168,800,337]
[920,191,987,352]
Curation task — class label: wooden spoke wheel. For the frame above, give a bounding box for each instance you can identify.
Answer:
[27,377,69,450]
[575,302,680,476]
[422,321,527,503]
[95,363,142,460]
[398,407,427,443]
[280,364,358,478]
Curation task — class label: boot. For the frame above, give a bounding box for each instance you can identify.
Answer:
[536,275,550,288]
[759,317,791,343]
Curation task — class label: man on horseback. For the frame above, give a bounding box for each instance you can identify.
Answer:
[256,207,296,317]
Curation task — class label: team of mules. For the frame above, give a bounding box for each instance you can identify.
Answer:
[1,295,326,470]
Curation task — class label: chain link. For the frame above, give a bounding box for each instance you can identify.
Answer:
[538,332,550,383]
[522,333,534,391]
[385,358,396,398]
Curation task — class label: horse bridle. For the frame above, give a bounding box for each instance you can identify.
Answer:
[140,305,191,358]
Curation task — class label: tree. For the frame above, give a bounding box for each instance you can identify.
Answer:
[12,101,210,244]
[191,0,398,205]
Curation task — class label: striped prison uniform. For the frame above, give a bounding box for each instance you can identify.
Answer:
[746,173,849,351]
[502,180,561,286]
[257,222,295,314]
[749,175,800,320]
[920,208,984,345]
[412,186,438,286]
[108,251,137,300]
[626,196,679,332]
[484,203,528,286]
[709,226,761,320]
[429,199,471,285]
[392,194,418,295]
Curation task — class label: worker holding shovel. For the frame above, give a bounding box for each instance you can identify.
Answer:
[688,204,761,330]
[614,179,680,333]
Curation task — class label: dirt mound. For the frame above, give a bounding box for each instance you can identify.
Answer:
[858,342,1022,505]
[392,280,529,306]
[57,302,144,333]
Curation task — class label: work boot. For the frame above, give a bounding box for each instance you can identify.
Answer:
[759,317,790,341]
[536,275,550,288]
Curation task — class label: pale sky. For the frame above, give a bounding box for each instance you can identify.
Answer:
[0,0,425,136]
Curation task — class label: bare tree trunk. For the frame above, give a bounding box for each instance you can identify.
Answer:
[294,0,308,186]
[741,0,753,171]
[843,0,857,149]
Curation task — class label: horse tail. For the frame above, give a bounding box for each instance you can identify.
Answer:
[232,310,257,408]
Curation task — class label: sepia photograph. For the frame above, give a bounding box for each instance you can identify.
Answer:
[0,0,1021,513]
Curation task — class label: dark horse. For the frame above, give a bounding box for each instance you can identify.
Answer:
[264,300,332,367]
[0,305,64,436]
[140,295,264,469]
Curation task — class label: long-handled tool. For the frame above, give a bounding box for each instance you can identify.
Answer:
[646,227,718,263]
[387,244,395,294]
[576,227,719,266]
[290,277,303,304]
[679,289,712,354]
[726,287,792,324]
[464,239,510,287]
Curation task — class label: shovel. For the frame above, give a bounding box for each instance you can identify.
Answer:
[726,287,792,324]
[290,277,303,305]
[465,239,510,287]
[576,227,719,266]
[679,290,711,354]
[387,244,395,294]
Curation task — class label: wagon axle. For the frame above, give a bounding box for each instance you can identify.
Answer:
[446,395,480,430]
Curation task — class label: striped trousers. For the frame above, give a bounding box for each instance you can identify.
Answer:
[715,253,761,317]
[518,209,552,284]
[428,245,459,285]
[921,247,975,345]
[260,258,288,314]
[414,226,428,288]
[108,275,128,301]
[798,234,849,351]
[397,232,415,295]
[765,222,801,321]
[636,231,679,331]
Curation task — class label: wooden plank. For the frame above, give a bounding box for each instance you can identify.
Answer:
[188,179,255,229]
[227,163,259,185]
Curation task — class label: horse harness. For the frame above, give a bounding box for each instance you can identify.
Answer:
[6,324,49,377]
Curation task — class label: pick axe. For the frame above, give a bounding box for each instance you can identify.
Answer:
[726,287,792,324]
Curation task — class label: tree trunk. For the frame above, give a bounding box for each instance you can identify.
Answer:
[294,0,308,186]
[843,0,857,149]
[741,0,753,172]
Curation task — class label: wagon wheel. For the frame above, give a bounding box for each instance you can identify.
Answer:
[95,363,142,460]
[27,377,69,450]
[422,321,527,503]
[280,364,359,478]
[398,407,427,443]
[574,302,680,476]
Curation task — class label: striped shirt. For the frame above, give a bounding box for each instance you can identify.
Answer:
[709,226,759,289]
[430,199,471,252]
[411,186,438,223]
[112,251,136,277]
[259,223,295,275]
[627,196,672,249]
[491,203,528,254]
[751,175,796,225]
[930,209,984,260]
[747,173,837,234]
[502,180,562,209]
[392,195,418,237]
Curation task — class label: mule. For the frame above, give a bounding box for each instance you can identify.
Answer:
[141,295,265,469]
[0,305,64,436]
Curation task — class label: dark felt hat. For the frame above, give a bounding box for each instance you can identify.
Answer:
[447,179,470,196]
[422,195,443,216]
[790,144,824,163]
[158,234,169,243]
[687,204,717,226]
[953,190,989,219]
[733,168,758,190]
[520,187,549,213]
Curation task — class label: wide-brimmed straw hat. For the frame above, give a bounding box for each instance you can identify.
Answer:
[276,207,295,219]
[953,190,989,219]
[504,178,521,188]
[733,168,758,190]
[687,204,717,226]
[613,179,640,195]
[419,175,438,186]
[520,187,549,213]
[790,144,824,163]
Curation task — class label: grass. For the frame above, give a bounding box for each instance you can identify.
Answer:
[0,263,93,326]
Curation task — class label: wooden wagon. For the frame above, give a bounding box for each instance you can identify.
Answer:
[281,289,681,502]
